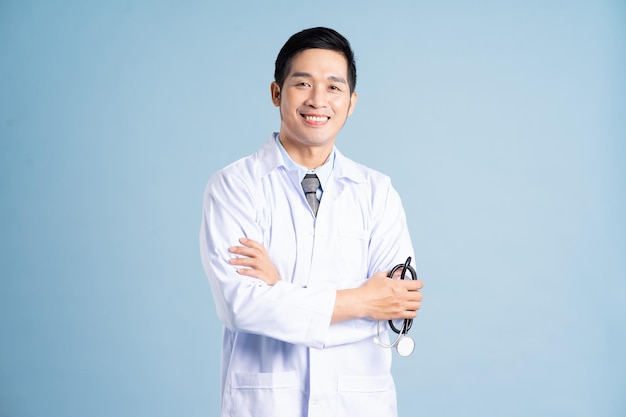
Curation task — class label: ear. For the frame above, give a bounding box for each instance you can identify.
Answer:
[270,82,281,107]
[347,91,358,117]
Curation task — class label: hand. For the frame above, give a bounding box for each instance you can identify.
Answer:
[359,272,423,321]
[228,238,281,285]
[333,271,423,323]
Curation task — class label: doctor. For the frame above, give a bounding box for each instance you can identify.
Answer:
[200,27,423,417]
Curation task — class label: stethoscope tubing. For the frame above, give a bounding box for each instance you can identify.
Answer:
[374,256,418,356]
[387,257,417,334]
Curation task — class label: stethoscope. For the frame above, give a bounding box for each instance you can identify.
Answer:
[373,257,418,357]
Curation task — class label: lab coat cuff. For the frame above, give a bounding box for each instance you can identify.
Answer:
[306,285,336,349]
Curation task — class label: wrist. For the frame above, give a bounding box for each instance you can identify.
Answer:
[332,287,366,323]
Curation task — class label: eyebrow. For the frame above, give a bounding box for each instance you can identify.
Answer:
[290,72,347,85]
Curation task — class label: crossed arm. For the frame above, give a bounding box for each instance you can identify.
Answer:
[229,237,424,324]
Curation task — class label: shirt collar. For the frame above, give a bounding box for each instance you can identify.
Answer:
[274,133,335,192]
[256,133,367,184]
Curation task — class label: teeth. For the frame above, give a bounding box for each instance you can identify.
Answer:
[305,115,328,122]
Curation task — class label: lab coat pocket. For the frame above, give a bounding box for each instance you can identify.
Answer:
[231,371,303,417]
[337,228,369,283]
[337,374,397,416]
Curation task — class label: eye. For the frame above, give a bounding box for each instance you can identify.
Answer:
[329,85,342,92]
[296,81,311,88]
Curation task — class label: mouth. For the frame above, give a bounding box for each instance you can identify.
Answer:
[302,114,330,124]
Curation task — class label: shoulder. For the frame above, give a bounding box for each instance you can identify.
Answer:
[214,153,259,181]
[206,155,255,192]
[334,150,404,217]
[206,136,281,194]
[203,156,262,208]
[335,149,393,189]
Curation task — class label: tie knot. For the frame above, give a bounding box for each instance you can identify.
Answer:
[301,173,320,194]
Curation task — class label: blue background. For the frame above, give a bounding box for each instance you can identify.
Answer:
[1,1,625,416]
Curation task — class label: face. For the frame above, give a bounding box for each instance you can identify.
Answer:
[271,48,358,158]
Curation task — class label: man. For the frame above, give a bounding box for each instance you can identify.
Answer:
[200,27,423,417]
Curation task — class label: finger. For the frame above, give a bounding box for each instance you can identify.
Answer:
[400,292,423,305]
[401,279,423,291]
[229,245,260,258]
[389,310,418,320]
[236,267,260,278]
[229,256,259,268]
[406,301,422,311]
[239,237,264,251]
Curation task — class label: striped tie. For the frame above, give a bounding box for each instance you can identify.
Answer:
[301,173,320,216]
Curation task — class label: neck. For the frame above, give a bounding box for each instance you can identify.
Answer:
[279,138,333,170]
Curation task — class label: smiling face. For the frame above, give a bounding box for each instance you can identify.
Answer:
[271,48,358,167]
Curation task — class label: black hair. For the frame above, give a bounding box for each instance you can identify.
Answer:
[274,27,357,93]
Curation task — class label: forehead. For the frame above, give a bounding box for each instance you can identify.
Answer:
[288,48,349,77]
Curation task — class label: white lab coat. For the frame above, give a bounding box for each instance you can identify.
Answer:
[199,134,415,417]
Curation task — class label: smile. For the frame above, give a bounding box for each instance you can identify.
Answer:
[302,115,330,123]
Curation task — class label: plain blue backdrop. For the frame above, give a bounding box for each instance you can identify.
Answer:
[1,1,624,416]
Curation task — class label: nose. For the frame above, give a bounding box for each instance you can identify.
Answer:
[305,85,327,108]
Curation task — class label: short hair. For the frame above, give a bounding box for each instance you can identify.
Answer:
[274,27,357,93]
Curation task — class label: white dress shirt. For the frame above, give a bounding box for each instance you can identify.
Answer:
[275,134,334,201]
[200,133,415,417]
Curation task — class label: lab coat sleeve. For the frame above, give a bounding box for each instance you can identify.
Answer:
[368,178,415,277]
[199,170,335,349]
[323,176,416,348]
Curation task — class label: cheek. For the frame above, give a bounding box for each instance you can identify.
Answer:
[279,105,302,126]
[332,97,351,113]
[281,99,300,115]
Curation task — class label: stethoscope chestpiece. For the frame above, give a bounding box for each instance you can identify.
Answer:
[396,335,415,357]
